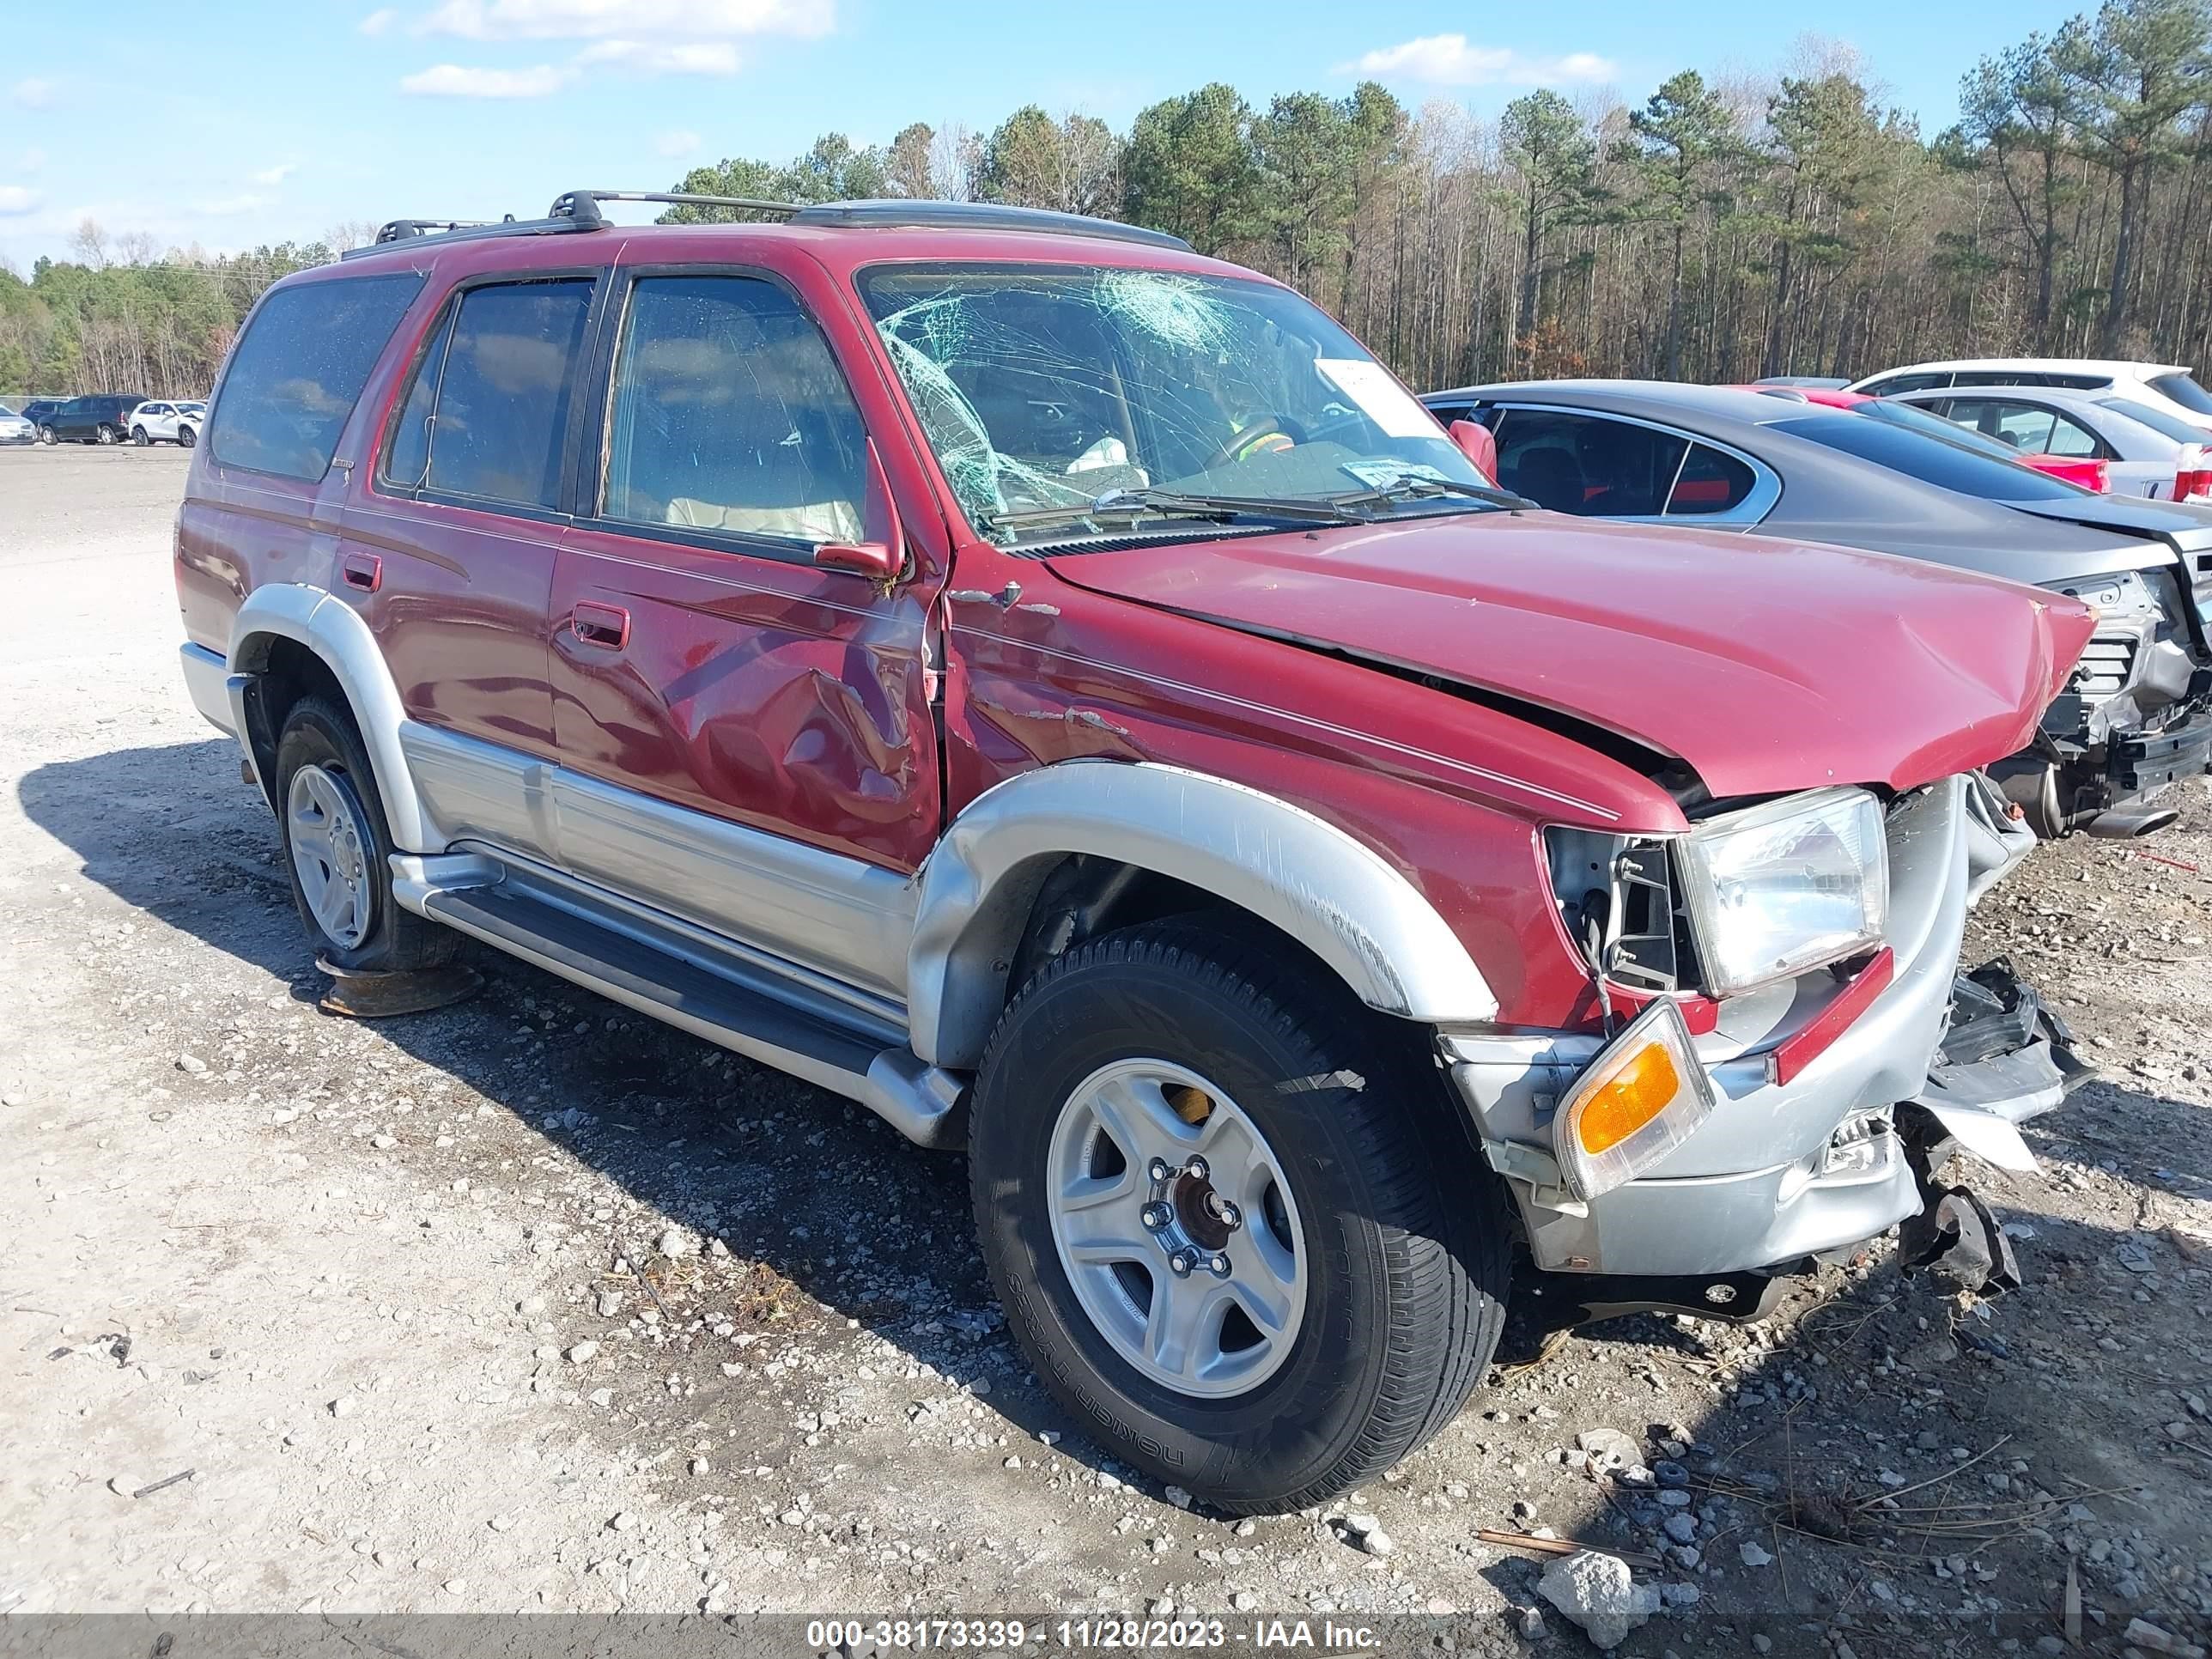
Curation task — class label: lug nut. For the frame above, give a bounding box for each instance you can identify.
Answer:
[1168,1251,1194,1277]
[1184,1157,1209,1182]
[1209,1254,1231,1277]
[1147,1158,1172,1182]
[1217,1201,1242,1231]
[1141,1203,1170,1231]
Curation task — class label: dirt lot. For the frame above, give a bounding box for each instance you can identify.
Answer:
[3,443,2211,1655]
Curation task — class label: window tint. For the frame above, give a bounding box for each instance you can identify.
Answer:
[1493,409,1685,515]
[391,279,594,510]
[1953,369,2048,387]
[1666,443,1757,514]
[1425,402,1479,428]
[210,273,423,480]
[2096,396,2205,443]
[1860,372,1951,395]
[2047,373,2112,391]
[2148,371,2212,416]
[1772,412,2085,500]
[600,275,868,545]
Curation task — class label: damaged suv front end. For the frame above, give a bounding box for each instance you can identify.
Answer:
[1456,769,2085,1313]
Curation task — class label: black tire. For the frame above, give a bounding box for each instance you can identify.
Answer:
[273,696,456,973]
[969,920,1510,1513]
[131,425,149,446]
[36,426,55,445]
[178,424,198,449]
[95,423,117,445]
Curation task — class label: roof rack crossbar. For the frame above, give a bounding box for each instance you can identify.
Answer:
[549,190,801,224]
[343,210,605,260]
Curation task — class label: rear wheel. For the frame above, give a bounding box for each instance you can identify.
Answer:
[969,921,1510,1513]
[274,697,456,974]
[95,423,117,445]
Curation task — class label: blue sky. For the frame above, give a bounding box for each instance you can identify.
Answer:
[3,0,2087,269]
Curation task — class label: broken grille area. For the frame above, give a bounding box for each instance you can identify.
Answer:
[2069,636,2139,701]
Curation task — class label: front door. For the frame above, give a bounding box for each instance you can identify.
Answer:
[545,258,945,998]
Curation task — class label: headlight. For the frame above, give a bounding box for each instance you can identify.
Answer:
[1676,787,1887,995]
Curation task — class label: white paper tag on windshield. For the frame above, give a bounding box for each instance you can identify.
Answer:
[1316,357,1440,440]
[1339,459,1449,489]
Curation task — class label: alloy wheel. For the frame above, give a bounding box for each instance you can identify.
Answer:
[286,763,374,949]
[1046,1059,1307,1399]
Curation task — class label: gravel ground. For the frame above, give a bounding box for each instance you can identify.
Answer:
[3,444,2210,1655]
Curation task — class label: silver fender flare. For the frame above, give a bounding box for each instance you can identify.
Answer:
[228,583,435,853]
[906,760,1498,1070]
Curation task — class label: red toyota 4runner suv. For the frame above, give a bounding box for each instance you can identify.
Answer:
[176,191,2095,1511]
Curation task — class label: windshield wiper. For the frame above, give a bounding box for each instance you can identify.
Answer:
[983,487,1365,536]
[1324,475,1533,514]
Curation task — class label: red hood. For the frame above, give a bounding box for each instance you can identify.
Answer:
[1048,513,2095,800]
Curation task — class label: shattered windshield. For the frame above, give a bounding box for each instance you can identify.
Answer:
[856,264,1491,545]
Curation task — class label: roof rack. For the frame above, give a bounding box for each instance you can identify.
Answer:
[343,189,1194,261]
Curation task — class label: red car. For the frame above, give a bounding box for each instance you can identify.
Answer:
[1735,384,2112,491]
[178,191,2092,1511]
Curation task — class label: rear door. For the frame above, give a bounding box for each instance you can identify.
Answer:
[544,247,947,996]
[337,267,607,859]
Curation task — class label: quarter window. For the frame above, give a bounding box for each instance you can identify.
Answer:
[210,272,424,481]
[385,278,595,511]
[1665,443,1757,514]
[599,275,868,547]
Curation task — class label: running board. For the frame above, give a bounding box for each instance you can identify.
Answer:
[390,853,966,1148]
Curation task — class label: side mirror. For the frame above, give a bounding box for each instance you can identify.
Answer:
[815,438,905,581]
[1449,418,1498,487]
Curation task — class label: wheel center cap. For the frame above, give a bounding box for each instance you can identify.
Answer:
[1174,1170,1234,1251]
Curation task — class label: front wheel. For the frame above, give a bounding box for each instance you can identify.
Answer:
[274,697,456,974]
[969,921,1510,1514]
[36,425,55,445]
[178,424,198,449]
[131,425,149,446]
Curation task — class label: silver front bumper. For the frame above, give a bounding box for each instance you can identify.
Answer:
[1446,775,2054,1277]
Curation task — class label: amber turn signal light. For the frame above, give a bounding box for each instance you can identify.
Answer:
[1553,999,1716,1201]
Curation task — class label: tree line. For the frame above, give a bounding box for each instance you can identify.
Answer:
[6,1,2209,404]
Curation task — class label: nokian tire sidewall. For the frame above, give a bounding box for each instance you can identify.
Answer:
[970,926,1488,1513]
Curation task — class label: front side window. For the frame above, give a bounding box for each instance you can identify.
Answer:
[599,275,867,546]
[384,278,594,511]
[856,264,1487,545]
[1493,409,1683,516]
[210,272,423,480]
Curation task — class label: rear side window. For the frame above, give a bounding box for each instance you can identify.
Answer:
[598,274,868,546]
[1666,444,1757,514]
[385,278,595,511]
[2097,396,2204,443]
[2148,371,2212,416]
[1859,372,1952,395]
[1772,412,2084,501]
[210,273,423,480]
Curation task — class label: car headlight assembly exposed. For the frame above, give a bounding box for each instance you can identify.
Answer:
[1675,787,1887,997]
[1553,998,1716,1200]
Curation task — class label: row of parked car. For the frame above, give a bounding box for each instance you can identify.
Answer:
[172,192,2208,1514]
[0,394,206,447]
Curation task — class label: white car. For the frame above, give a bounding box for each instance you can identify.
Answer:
[1845,357,2212,436]
[127,400,207,447]
[0,404,34,447]
[1887,383,2212,503]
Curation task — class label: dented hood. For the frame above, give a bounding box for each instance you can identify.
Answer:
[1047,513,2095,799]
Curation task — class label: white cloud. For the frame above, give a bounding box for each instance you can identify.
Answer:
[252,162,300,186]
[400,62,577,96]
[576,38,738,73]
[1338,33,1616,89]
[654,128,702,156]
[360,7,398,33]
[10,77,55,109]
[0,185,40,216]
[419,0,830,40]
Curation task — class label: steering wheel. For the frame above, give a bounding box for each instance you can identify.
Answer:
[1201,416,1295,473]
